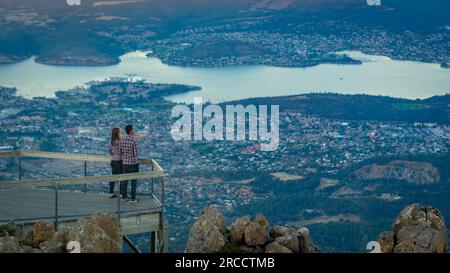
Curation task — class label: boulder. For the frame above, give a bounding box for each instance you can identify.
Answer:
[378,204,448,253]
[239,245,264,254]
[186,206,226,253]
[378,231,395,253]
[0,236,24,253]
[23,245,42,253]
[21,230,35,247]
[68,213,121,253]
[33,221,55,246]
[255,214,269,231]
[91,213,121,243]
[275,227,299,253]
[270,225,285,239]
[298,227,321,253]
[185,207,321,254]
[0,222,20,237]
[265,242,293,253]
[393,241,420,253]
[200,206,226,233]
[39,228,70,253]
[244,222,269,246]
[230,216,251,244]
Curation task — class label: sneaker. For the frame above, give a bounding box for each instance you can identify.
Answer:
[109,194,117,199]
[120,195,129,201]
[129,199,140,203]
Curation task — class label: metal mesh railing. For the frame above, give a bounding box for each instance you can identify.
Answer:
[0,151,165,226]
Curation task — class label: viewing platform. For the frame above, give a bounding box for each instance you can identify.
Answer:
[0,150,167,253]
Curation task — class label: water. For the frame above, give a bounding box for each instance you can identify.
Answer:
[0,51,449,103]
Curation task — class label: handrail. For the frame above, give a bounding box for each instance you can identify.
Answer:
[0,150,164,171]
[0,150,111,162]
[0,150,167,253]
[0,171,164,189]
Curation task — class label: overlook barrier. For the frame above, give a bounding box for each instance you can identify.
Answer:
[0,150,167,253]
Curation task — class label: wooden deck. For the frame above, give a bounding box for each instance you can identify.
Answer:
[0,188,162,225]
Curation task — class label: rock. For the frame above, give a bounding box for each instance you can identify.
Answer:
[53,229,70,245]
[239,245,264,253]
[186,221,225,253]
[21,230,35,247]
[200,206,226,233]
[265,242,293,253]
[69,213,121,253]
[244,222,269,246]
[23,245,42,253]
[298,227,310,237]
[378,231,394,253]
[230,216,251,244]
[378,204,448,253]
[0,222,20,237]
[393,241,420,253]
[33,221,55,246]
[355,161,440,184]
[186,208,321,253]
[298,227,321,253]
[255,214,269,231]
[39,229,70,253]
[0,236,24,253]
[275,227,299,253]
[186,206,226,253]
[91,213,120,243]
[270,225,285,239]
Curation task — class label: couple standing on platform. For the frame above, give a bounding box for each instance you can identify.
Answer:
[108,124,144,203]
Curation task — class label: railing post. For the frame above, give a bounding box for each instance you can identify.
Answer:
[117,179,121,222]
[161,177,165,210]
[150,231,157,253]
[84,161,87,193]
[54,182,59,230]
[18,157,22,181]
[159,176,165,253]
[151,164,154,195]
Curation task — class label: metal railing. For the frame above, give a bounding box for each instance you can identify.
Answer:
[0,150,166,252]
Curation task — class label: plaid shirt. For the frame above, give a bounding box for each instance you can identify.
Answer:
[120,135,138,165]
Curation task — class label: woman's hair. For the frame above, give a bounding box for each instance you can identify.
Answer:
[111,127,121,145]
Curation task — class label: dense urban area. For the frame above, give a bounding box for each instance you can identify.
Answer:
[1,81,449,251]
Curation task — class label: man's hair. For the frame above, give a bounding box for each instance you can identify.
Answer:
[125,125,133,135]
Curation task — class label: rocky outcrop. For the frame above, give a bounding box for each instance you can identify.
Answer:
[0,213,121,253]
[230,216,251,244]
[0,222,19,237]
[378,204,448,253]
[33,221,55,246]
[265,242,293,253]
[355,160,440,184]
[0,236,24,253]
[67,213,121,253]
[186,206,226,253]
[186,206,320,253]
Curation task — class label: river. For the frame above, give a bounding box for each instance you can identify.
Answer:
[0,51,448,103]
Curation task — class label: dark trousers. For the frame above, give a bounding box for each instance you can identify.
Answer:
[121,164,139,199]
[110,160,123,194]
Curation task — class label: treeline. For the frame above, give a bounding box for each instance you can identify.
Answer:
[229,93,450,124]
[225,153,450,252]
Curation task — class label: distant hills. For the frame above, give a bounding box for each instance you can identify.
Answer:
[229,93,450,124]
[0,0,448,65]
